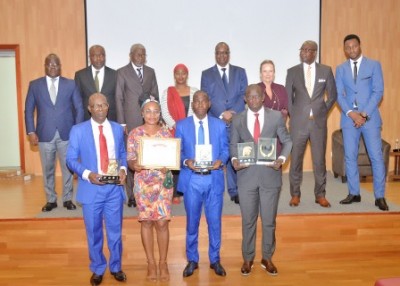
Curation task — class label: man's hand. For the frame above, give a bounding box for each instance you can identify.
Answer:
[28,133,39,146]
[211,159,222,170]
[118,169,127,185]
[232,158,249,171]
[348,111,366,128]
[88,172,106,185]
[221,110,236,124]
[270,158,284,170]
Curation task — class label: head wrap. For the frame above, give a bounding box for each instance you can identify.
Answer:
[173,63,189,74]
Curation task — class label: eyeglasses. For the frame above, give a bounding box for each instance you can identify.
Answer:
[91,103,109,110]
[215,51,230,56]
[299,48,316,53]
[143,109,161,115]
[45,63,60,68]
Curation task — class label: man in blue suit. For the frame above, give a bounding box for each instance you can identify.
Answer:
[201,42,248,204]
[336,34,388,211]
[66,93,128,285]
[175,90,230,277]
[25,53,84,212]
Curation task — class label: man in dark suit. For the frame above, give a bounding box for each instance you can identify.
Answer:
[74,45,117,121]
[201,42,248,204]
[66,93,127,286]
[175,90,230,277]
[336,34,388,211]
[24,53,84,212]
[285,40,337,208]
[115,43,159,208]
[230,84,292,276]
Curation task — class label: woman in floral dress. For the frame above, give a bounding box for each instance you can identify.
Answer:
[127,99,173,282]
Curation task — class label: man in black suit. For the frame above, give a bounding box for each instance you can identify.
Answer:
[75,45,117,121]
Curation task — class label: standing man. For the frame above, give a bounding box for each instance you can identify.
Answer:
[336,34,388,211]
[285,40,337,208]
[230,84,292,276]
[115,43,159,208]
[25,53,84,212]
[66,93,128,285]
[75,45,117,121]
[175,90,229,277]
[201,42,248,204]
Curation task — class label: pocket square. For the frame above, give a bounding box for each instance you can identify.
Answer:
[318,78,326,83]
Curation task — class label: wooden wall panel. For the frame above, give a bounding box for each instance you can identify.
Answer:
[0,0,86,175]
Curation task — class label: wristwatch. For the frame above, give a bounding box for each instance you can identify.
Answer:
[360,112,370,121]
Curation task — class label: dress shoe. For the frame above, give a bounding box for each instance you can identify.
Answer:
[183,261,198,277]
[231,195,240,204]
[375,198,389,211]
[90,273,103,286]
[289,196,300,207]
[340,194,361,204]
[63,200,76,210]
[111,270,127,282]
[127,198,136,208]
[261,259,278,276]
[240,261,254,276]
[315,197,331,208]
[42,202,57,212]
[210,261,226,276]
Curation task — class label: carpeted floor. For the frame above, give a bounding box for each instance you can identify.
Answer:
[36,172,400,218]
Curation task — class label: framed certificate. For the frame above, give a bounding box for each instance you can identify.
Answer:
[139,137,181,170]
[256,137,277,165]
[237,142,256,165]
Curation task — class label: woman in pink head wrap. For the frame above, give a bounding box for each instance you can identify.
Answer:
[160,64,198,204]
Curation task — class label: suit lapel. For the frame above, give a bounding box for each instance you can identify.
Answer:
[40,77,53,105]
[240,111,253,142]
[213,65,226,94]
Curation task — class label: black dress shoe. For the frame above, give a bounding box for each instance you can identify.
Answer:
[210,261,226,276]
[375,198,389,211]
[231,195,240,204]
[90,273,103,286]
[340,194,361,204]
[127,198,136,208]
[63,200,76,210]
[111,270,127,282]
[183,261,198,277]
[42,202,57,212]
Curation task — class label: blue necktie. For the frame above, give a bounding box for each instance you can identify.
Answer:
[221,68,228,91]
[198,121,204,145]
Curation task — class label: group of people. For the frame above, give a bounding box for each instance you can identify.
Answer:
[24,34,389,285]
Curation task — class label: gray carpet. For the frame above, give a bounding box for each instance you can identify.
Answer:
[36,172,400,219]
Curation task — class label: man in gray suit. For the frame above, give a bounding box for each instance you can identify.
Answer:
[285,40,337,208]
[230,84,292,276]
[115,43,159,207]
[75,45,117,121]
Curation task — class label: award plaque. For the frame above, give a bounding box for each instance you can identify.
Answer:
[194,144,213,168]
[99,159,121,184]
[237,142,256,165]
[139,137,181,170]
[256,137,277,165]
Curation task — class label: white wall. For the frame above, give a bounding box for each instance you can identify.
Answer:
[86,0,320,92]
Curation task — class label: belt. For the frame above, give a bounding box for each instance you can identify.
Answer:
[193,170,211,175]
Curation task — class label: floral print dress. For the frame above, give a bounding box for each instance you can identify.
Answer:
[127,125,173,221]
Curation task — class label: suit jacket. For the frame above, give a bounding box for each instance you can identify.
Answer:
[24,76,84,142]
[66,120,127,204]
[201,64,248,118]
[230,108,292,189]
[115,63,159,131]
[74,66,117,121]
[175,116,229,194]
[336,57,384,128]
[285,63,337,130]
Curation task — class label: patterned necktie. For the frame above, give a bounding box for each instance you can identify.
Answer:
[353,61,358,83]
[254,113,260,144]
[99,125,109,174]
[49,78,57,104]
[137,68,143,84]
[198,121,205,145]
[306,65,312,97]
[221,67,228,91]
[94,70,100,92]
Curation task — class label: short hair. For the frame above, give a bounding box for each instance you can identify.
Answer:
[259,59,275,73]
[89,45,105,55]
[343,34,361,45]
[130,43,145,54]
[215,42,230,53]
[245,84,262,97]
[301,40,318,51]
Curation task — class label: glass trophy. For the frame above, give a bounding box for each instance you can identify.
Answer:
[256,138,277,165]
[99,158,121,184]
[237,142,256,165]
[194,144,213,168]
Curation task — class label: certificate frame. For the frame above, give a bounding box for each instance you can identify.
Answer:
[139,137,181,170]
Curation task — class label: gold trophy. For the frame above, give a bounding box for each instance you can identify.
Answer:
[99,159,121,184]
